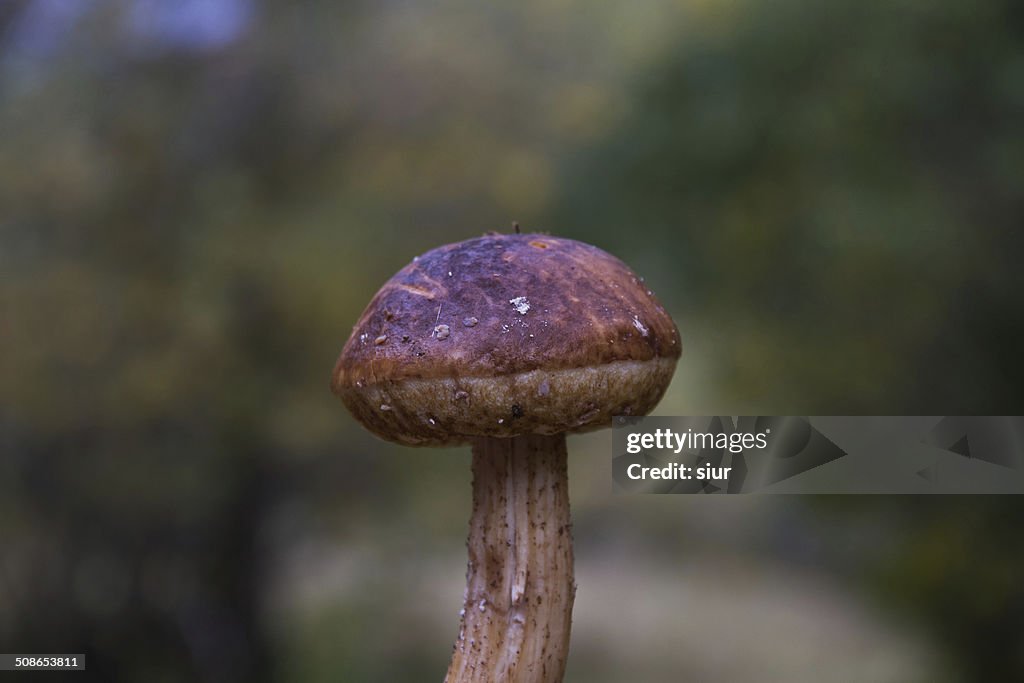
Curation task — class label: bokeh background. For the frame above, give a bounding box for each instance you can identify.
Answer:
[2,0,1023,681]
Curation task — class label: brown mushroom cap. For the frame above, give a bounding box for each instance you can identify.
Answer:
[332,233,681,446]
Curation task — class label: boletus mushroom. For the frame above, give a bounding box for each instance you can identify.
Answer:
[331,232,680,682]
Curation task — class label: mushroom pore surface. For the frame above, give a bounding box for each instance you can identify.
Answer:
[332,233,681,446]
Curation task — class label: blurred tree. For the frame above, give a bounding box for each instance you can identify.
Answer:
[0,2,364,680]
[553,1,1024,679]
[554,0,1024,414]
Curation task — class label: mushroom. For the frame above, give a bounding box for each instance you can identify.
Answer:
[331,233,680,682]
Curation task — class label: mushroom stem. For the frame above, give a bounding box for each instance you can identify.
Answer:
[445,434,575,683]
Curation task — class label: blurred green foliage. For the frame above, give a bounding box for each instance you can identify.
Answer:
[556,0,1024,414]
[1,0,1022,681]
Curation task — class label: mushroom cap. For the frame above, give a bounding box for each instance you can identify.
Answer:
[332,233,681,446]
